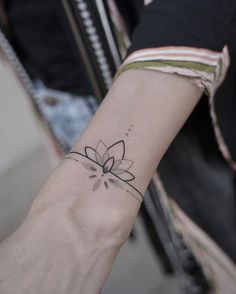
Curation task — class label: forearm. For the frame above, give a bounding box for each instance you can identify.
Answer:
[0,70,202,294]
[31,69,202,250]
[74,69,202,192]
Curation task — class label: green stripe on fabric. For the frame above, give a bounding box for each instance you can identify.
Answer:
[115,59,216,79]
[218,58,223,77]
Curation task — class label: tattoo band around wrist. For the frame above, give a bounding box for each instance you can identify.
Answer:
[64,139,144,203]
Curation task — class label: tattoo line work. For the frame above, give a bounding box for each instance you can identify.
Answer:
[64,139,143,203]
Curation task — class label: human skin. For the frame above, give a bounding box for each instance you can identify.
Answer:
[0,70,202,294]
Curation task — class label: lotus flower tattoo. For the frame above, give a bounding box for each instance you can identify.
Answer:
[79,140,135,191]
[64,139,143,202]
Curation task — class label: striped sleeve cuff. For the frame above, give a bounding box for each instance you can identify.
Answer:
[115,46,230,97]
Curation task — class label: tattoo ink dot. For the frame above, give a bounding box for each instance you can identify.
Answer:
[125,125,133,137]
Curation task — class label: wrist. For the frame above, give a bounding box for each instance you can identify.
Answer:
[0,205,118,294]
[29,189,132,249]
[29,158,139,245]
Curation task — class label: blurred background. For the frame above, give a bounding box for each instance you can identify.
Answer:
[1,1,236,293]
[0,55,180,293]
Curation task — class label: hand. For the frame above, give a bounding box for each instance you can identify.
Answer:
[0,159,134,294]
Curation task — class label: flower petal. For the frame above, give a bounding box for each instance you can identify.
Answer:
[96,140,109,164]
[82,162,97,171]
[92,178,101,191]
[103,157,114,173]
[104,181,109,189]
[102,150,110,165]
[85,147,103,165]
[112,169,135,181]
[112,159,133,170]
[107,140,125,161]
[111,169,126,175]
[85,147,96,161]
[109,178,123,189]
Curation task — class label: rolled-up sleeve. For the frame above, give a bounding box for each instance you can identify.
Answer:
[116,0,234,96]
